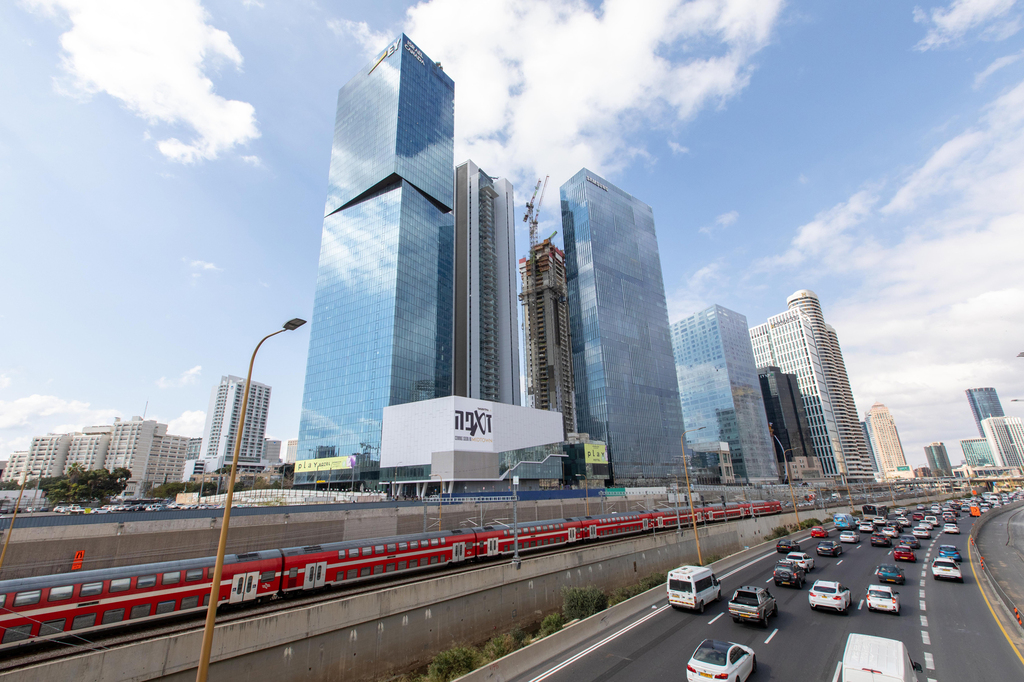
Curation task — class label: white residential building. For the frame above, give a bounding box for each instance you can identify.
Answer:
[981,416,1024,468]
[1,452,29,483]
[106,417,190,495]
[284,439,298,464]
[65,425,113,472]
[864,403,912,479]
[196,375,272,476]
[19,434,73,480]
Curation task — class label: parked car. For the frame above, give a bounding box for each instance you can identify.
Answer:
[145,504,165,512]
[808,580,852,613]
[786,551,815,571]
[776,538,800,553]
[839,530,861,544]
[728,586,777,627]
[810,526,829,538]
[773,560,806,588]
[685,639,756,682]
[931,558,963,582]
[893,545,916,562]
[874,564,906,585]
[871,534,892,547]
[52,505,69,514]
[865,584,901,614]
[67,505,85,515]
[816,540,843,557]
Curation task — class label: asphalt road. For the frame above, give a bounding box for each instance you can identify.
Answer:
[976,502,1024,626]
[509,514,1024,682]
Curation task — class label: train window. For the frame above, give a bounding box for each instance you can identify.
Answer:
[410,541,418,549]
[136,575,157,589]
[40,619,65,636]
[399,542,407,551]
[71,613,96,630]
[361,547,372,557]
[186,569,204,582]
[260,571,275,582]
[202,594,209,607]
[387,544,396,553]
[289,567,298,579]
[162,572,181,585]
[2,625,32,643]
[373,565,383,575]
[180,596,200,610]
[398,561,407,570]
[346,570,357,580]
[385,563,395,572]
[0,595,4,608]
[101,608,125,624]
[13,590,41,606]
[430,539,439,547]
[374,545,385,554]
[360,568,370,577]
[48,586,73,602]
[156,600,176,615]
[109,578,131,593]
[80,582,103,597]
[130,604,152,619]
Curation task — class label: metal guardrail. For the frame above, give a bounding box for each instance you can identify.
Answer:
[970,500,1024,633]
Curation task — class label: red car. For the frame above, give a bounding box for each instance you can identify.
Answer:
[810,526,829,538]
[893,545,917,562]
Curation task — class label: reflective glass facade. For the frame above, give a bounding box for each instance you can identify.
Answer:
[671,306,777,482]
[966,387,1005,437]
[560,169,684,482]
[298,35,455,486]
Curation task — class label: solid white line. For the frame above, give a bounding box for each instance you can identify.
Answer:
[924,652,935,670]
[920,615,928,627]
[526,605,671,682]
[858,599,865,610]
[919,600,927,611]
[837,560,843,565]
[764,628,779,644]
[720,551,778,580]
[708,613,723,624]
[922,630,930,645]
[831,661,843,682]
[766,577,773,582]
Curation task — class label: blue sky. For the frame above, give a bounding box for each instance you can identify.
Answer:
[2,0,1023,470]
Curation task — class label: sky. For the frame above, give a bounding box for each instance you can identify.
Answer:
[2,0,1024,471]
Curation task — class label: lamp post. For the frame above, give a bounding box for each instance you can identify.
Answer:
[0,472,30,574]
[430,473,443,531]
[771,434,801,528]
[195,317,305,682]
[511,475,521,567]
[678,426,707,564]
[577,473,589,516]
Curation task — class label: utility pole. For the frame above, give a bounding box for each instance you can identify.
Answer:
[512,476,520,568]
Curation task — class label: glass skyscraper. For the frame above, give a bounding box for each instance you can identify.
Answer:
[297,35,455,487]
[560,169,684,482]
[966,387,1005,437]
[671,305,778,482]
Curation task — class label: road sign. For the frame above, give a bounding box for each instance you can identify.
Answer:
[72,550,84,571]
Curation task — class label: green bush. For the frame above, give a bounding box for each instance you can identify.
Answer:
[427,646,482,682]
[700,554,722,566]
[509,626,528,649]
[482,633,518,661]
[562,585,608,621]
[537,613,565,638]
[767,525,791,540]
[607,571,666,607]
[799,517,821,529]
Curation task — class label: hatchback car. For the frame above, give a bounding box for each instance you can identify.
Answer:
[875,564,906,584]
[865,584,901,614]
[898,535,920,549]
[859,522,875,533]
[839,530,861,544]
[787,551,815,571]
[893,545,916,562]
[912,512,924,521]
[881,526,898,538]
[931,558,963,582]
[810,526,829,538]
[870,534,892,547]
[808,580,852,613]
[776,538,800,553]
[816,540,842,557]
[912,526,931,539]
[686,639,756,682]
[937,545,962,562]
[943,523,960,534]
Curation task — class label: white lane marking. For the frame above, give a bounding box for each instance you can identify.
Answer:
[831,661,842,682]
[837,560,843,565]
[922,630,931,644]
[924,652,935,670]
[856,544,861,548]
[919,600,927,611]
[764,628,779,644]
[526,604,671,682]
[928,678,938,682]
[708,613,723,624]
[919,590,926,598]
[766,577,773,583]
[920,615,928,627]
[719,551,779,580]
[858,599,865,610]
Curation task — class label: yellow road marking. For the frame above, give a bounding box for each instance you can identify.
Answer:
[969,540,1024,669]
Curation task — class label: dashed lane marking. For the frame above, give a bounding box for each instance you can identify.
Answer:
[837,560,843,565]
[922,630,930,645]
[858,599,865,610]
[764,628,779,644]
[920,600,927,611]
[924,652,935,670]
[921,615,928,627]
[708,613,723,624]
[766,577,773,583]
[831,661,842,682]
[919,590,926,598]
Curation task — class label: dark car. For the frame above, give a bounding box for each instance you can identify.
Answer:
[871,534,892,547]
[816,540,842,557]
[776,538,800,553]
[899,535,921,549]
[773,560,806,588]
[875,564,906,585]
[938,545,963,562]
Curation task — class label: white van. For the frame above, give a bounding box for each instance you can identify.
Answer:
[667,565,721,613]
[837,633,923,682]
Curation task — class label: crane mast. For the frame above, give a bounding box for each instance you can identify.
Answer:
[523,175,549,249]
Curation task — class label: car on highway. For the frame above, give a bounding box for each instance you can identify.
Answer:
[872,516,888,527]
[898,534,920,549]
[919,519,934,530]
[667,565,722,612]
[685,639,756,682]
[875,564,906,585]
[943,523,960,534]
[924,515,939,526]
[775,538,800,553]
[859,521,875,533]
[728,586,777,627]
[917,504,925,510]
[912,526,931,539]
[816,540,842,557]
[896,515,910,526]
[839,530,861,544]
[937,545,962,562]
[808,579,852,613]
[893,545,916,562]
[786,551,815,570]
[931,558,963,582]
[911,511,924,521]
[841,634,924,682]
[810,526,829,538]
[773,560,806,588]
[881,526,899,538]
[866,584,901,614]
[871,533,892,547]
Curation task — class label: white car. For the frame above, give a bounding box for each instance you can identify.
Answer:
[839,530,861,544]
[865,584,901,614]
[931,558,963,582]
[809,580,852,613]
[787,551,815,571]
[912,526,931,539]
[686,639,756,682]
[859,522,875,533]
[881,526,898,538]
[896,516,910,525]
[924,515,938,526]
[919,520,934,530]
[943,523,960,534]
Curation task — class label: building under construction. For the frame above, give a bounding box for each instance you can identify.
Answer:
[519,238,576,436]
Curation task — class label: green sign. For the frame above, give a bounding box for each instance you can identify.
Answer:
[897,466,911,471]
[604,487,626,497]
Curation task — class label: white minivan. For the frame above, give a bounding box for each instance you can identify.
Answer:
[667,565,721,613]
[838,633,923,682]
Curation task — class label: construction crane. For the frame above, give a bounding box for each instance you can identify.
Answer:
[523,175,549,249]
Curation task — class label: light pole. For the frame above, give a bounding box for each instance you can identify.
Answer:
[678,426,706,564]
[771,434,801,528]
[511,475,521,567]
[195,317,305,682]
[0,473,30,574]
[430,473,443,531]
[577,473,589,516]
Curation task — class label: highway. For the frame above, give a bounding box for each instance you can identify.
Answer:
[507,513,1024,682]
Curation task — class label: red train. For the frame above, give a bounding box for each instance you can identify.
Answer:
[0,500,781,650]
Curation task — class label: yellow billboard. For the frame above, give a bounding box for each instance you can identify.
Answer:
[584,443,607,464]
[294,455,355,473]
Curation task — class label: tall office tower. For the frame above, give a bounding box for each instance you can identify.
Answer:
[863,403,912,478]
[923,442,952,477]
[861,420,880,473]
[981,416,1024,467]
[454,160,520,406]
[106,417,191,495]
[560,169,684,481]
[750,310,846,477]
[786,291,874,479]
[284,439,298,464]
[22,434,71,479]
[966,387,1005,437]
[263,439,282,464]
[758,366,822,480]
[519,237,576,435]
[671,305,777,482]
[298,35,455,487]
[198,375,272,474]
[960,437,995,467]
[65,426,112,471]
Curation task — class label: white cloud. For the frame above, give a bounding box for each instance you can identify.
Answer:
[914,0,1021,50]
[241,154,262,167]
[668,141,690,155]
[0,375,10,390]
[666,259,725,321]
[157,365,202,389]
[382,0,785,185]
[166,409,206,437]
[26,0,259,163]
[699,209,739,236]
[0,395,122,459]
[327,18,392,58]
[974,49,1024,87]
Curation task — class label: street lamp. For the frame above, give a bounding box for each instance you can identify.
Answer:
[430,473,443,531]
[678,426,706,564]
[771,434,801,528]
[0,472,30,575]
[195,317,305,682]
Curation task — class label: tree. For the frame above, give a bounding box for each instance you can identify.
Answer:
[43,468,132,504]
[151,481,187,499]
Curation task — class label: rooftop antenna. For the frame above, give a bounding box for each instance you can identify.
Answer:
[143,400,148,419]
